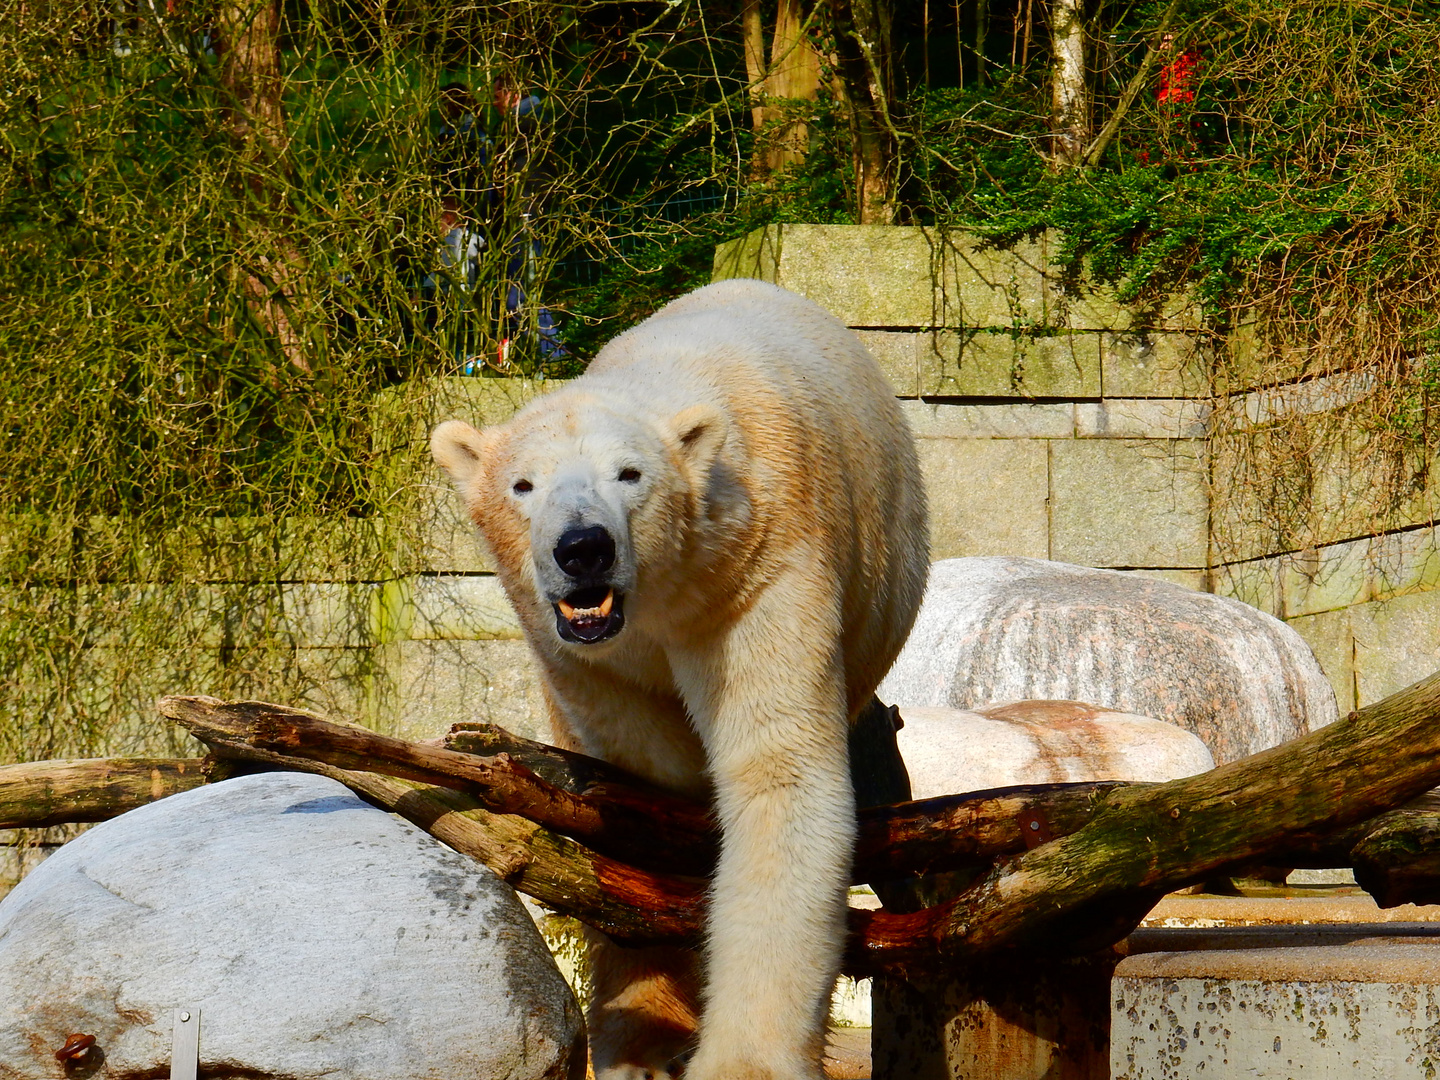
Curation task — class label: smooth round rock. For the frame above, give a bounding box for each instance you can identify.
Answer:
[880,557,1338,763]
[0,772,585,1080]
[897,701,1215,800]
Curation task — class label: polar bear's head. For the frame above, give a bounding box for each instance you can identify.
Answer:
[431,396,729,648]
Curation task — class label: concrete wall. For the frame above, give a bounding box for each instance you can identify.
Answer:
[713,223,1440,716]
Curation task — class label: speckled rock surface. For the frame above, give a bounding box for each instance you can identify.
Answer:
[896,700,1214,800]
[0,772,585,1080]
[1113,925,1440,1079]
[880,556,1339,763]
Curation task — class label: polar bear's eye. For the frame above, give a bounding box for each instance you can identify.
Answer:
[618,468,641,483]
[512,479,533,495]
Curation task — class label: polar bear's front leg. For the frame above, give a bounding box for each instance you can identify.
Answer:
[671,583,855,1080]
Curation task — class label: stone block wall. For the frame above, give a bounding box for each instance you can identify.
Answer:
[714,224,1440,715]
[717,224,1215,593]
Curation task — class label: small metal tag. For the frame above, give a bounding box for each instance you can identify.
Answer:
[170,1008,200,1080]
[1019,810,1053,849]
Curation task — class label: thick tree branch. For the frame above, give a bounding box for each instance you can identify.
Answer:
[448,716,1129,880]
[158,696,720,877]
[0,757,208,830]
[159,695,1128,882]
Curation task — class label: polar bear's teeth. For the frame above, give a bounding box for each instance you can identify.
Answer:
[557,589,616,622]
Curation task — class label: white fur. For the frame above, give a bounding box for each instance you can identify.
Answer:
[431,280,929,1080]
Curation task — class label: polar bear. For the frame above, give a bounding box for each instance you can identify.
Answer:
[430,278,928,1080]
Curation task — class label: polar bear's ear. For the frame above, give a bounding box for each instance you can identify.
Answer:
[430,420,490,488]
[669,403,729,473]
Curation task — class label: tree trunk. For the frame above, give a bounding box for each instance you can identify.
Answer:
[1048,0,1088,169]
[828,0,898,223]
[743,0,823,180]
[762,0,823,175]
[741,0,767,148]
[974,0,989,87]
[216,0,311,374]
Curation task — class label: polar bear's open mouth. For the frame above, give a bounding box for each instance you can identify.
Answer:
[554,586,625,645]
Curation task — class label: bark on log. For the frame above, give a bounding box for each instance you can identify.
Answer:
[159,695,719,876]
[846,670,1440,974]
[161,695,1124,883]
[0,758,208,830]
[1351,810,1440,908]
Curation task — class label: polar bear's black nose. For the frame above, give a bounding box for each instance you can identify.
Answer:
[555,525,615,578]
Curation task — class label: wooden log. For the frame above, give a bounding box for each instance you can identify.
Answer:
[0,725,1123,886]
[163,670,1440,975]
[449,712,1132,882]
[1350,809,1440,908]
[161,694,1128,883]
[846,670,1440,974]
[14,672,1440,974]
[0,757,208,830]
[158,695,720,876]
[11,749,1440,951]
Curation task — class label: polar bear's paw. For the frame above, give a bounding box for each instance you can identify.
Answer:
[594,1047,691,1080]
[683,1050,825,1080]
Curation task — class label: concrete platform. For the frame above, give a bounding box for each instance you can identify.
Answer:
[1141,891,1440,928]
[824,1026,872,1080]
[1113,923,1440,1079]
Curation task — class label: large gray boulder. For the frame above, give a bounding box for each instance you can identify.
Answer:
[0,772,585,1080]
[880,557,1338,764]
